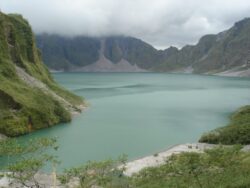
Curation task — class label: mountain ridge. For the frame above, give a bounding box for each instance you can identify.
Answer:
[36,18,250,76]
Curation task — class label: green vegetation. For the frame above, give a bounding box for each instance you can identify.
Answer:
[1,138,250,188]
[1,10,250,188]
[0,12,84,136]
[132,146,250,188]
[0,137,58,188]
[59,155,129,188]
[200,105,250,144]
[60,146,250,188]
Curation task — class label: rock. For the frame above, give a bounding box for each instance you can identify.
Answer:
[242,145,250,152]
[0,134,7,141]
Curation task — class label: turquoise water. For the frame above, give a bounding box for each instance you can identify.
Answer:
[18,73,250,170]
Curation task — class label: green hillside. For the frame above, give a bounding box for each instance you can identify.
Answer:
[199,105,250,144]
[0,12,84,136]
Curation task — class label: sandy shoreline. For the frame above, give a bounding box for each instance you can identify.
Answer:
[123,143,215,176]
[123,143,250,176]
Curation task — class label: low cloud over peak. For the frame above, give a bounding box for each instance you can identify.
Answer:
[1,0,250,49]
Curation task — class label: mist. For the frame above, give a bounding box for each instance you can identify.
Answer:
[1,0,250,49]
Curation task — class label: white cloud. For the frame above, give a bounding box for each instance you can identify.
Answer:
[1,0,250,49]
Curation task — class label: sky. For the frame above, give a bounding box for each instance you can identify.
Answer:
[1,0,250,49]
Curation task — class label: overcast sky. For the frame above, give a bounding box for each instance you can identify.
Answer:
[1,0,250,49]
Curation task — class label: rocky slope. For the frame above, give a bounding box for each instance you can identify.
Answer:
[159,18,250,75]
[72,39,146,72]
[36,18,250,76]
[36,35,158,72]
[0,12,84,136]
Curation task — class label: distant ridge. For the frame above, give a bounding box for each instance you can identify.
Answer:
[36,18,250,77]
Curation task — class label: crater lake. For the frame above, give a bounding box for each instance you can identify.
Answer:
[17,73,250,170]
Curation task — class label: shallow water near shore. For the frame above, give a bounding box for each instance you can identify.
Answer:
[17,73,250,171]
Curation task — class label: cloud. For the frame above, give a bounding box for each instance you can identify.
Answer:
[1,0,250,49]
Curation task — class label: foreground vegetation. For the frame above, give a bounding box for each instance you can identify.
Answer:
[58,146,250,188]
[132,146,250,188]
[1,138,250,188]
[0,137,58,187]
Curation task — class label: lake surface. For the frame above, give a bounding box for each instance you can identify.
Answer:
[19,73,250,170]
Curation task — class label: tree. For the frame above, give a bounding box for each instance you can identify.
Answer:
[0,137,59,188]
[59,154,129,188]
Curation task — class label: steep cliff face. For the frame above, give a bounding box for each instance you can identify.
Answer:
[73,39,146,72]
[36,34,100,71]
[36,35,157,72]
[193,18,250,74]
[36,18,250,76]
[0,12,84,136]
[154,35,217,72]
[104,36,160,70]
